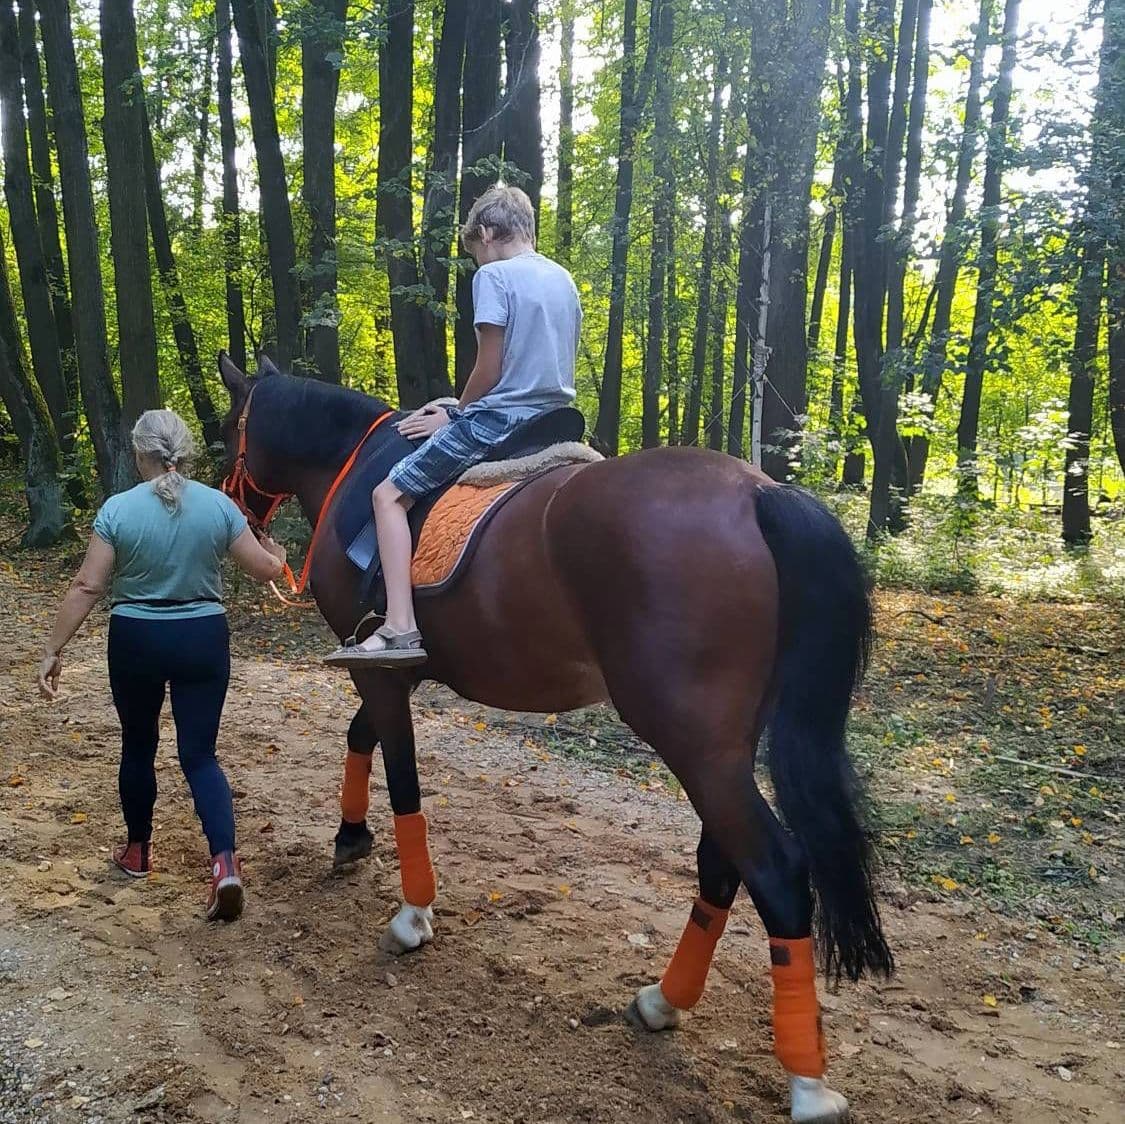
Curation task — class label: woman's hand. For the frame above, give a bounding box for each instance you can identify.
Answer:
[37,652,62,699]
[260,535,287,565]
[397,405,450,441]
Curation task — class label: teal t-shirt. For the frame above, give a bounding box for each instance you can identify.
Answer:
[92,479,248,619]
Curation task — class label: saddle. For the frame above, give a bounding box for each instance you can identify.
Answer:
[334,406,587,605]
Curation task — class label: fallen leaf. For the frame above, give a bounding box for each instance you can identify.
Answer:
[1057,1066,1073,1082]
[7,774,24,787]
[1073,744,1087,756]
[70,812,87,824]
[982,994,998,1008]
[960,835,974,845]
[473,721,487,732]
[987,832,1001,844]
[945,793,956,803]
[488,890,503,903]
[627,932,652,949]
[932,875,959,892]
[24,1038,44,1049]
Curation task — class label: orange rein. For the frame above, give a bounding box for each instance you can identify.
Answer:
[222,388,394,606]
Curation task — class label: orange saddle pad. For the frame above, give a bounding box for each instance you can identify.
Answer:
[411,481,517,590]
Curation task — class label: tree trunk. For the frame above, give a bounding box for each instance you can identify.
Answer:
[0,0,68,445]
[19,0,74,411]
[807,166,841,355]
[455,0,503,390]
[909,0,991,493]
[850,0,893,531]
[190,27,214,238]
[231,0,302,369]
[378,0,432,407]
[686,44,728,449]
[708,213,733,452]
[1110,257,1125,475]
[758,0,831,483]
[829,224,853,476]
[886,0,931,357]
[419,0,465,394]
[140,102,222,448]
[956,0,1020,493]
[594,0,658,454]
[216,0,247,372]
[728,178,761,459]
[1063,237,1104,546]
[503,0,543,214]
[1062,0,1122,543]
[301,0,347,382]
[101,0,161,432]
[556,2,574,265]
[641,0,673,450]
[665,222,681,444]
[38,0,126,494]
[0,239,66,545]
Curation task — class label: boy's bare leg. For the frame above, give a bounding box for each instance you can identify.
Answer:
[357,479,418,648]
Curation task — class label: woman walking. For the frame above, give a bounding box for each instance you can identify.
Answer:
[37,410,286,922]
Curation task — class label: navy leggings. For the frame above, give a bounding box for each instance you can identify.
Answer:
[108,613,235,856]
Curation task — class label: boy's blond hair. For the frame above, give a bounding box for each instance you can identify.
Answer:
[460,183,536,250]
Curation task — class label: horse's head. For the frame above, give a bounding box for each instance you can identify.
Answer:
[217,351,289,531]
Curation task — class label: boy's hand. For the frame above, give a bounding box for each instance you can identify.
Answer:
[398,406,450,440]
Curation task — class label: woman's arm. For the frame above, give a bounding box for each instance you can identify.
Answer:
[38,535,115,698]
[228,527,287,582]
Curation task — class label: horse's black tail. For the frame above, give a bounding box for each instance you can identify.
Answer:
[754,482,893,983]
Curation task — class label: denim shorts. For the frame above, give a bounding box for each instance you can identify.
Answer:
[388,407,533,499]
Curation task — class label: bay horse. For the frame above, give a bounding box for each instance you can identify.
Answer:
[217,354,891,1124]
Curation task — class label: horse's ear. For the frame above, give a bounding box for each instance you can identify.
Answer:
[218,351,249,399]
[257,354,281,379]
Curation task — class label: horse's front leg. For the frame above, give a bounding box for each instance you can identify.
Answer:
[355,674,437,955]
[334,703,378,866]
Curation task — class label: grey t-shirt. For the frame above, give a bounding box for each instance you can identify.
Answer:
[468,251,581,414]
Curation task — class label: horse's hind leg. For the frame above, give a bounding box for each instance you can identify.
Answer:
[334,704,377,866]
[689,762,848,1124]
[630,828,740,1030]
[351,673,438,955]
[621,719,847,1122]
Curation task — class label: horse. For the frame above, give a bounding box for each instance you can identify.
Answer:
[217,353,892,1124]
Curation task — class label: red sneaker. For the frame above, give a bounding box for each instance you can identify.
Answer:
[112,841,152,878]
[206,851,244,922]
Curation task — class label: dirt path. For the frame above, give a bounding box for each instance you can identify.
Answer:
[1,565,1122,1123]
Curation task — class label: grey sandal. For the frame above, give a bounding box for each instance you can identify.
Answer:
[324,619,428,669]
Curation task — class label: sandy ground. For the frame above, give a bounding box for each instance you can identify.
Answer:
[1,565,1122,1124]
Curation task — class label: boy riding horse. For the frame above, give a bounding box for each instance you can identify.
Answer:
[325,184,581,669]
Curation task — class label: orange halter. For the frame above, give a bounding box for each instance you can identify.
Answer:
[222,387,394,602]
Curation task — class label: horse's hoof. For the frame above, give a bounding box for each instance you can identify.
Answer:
[379,903,434,955]
[628,984,681,1031]
[789,1076,850,1123]
[333,821,374,867]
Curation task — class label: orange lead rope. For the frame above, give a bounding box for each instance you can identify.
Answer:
[224,391,394,607]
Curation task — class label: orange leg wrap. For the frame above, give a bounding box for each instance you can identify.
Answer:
[393,812,437,907]
[658,897,730,1011]
[769,937,826,1078]
[341,751,372,824]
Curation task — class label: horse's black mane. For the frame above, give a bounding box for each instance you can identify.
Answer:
[250,373,396,466]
